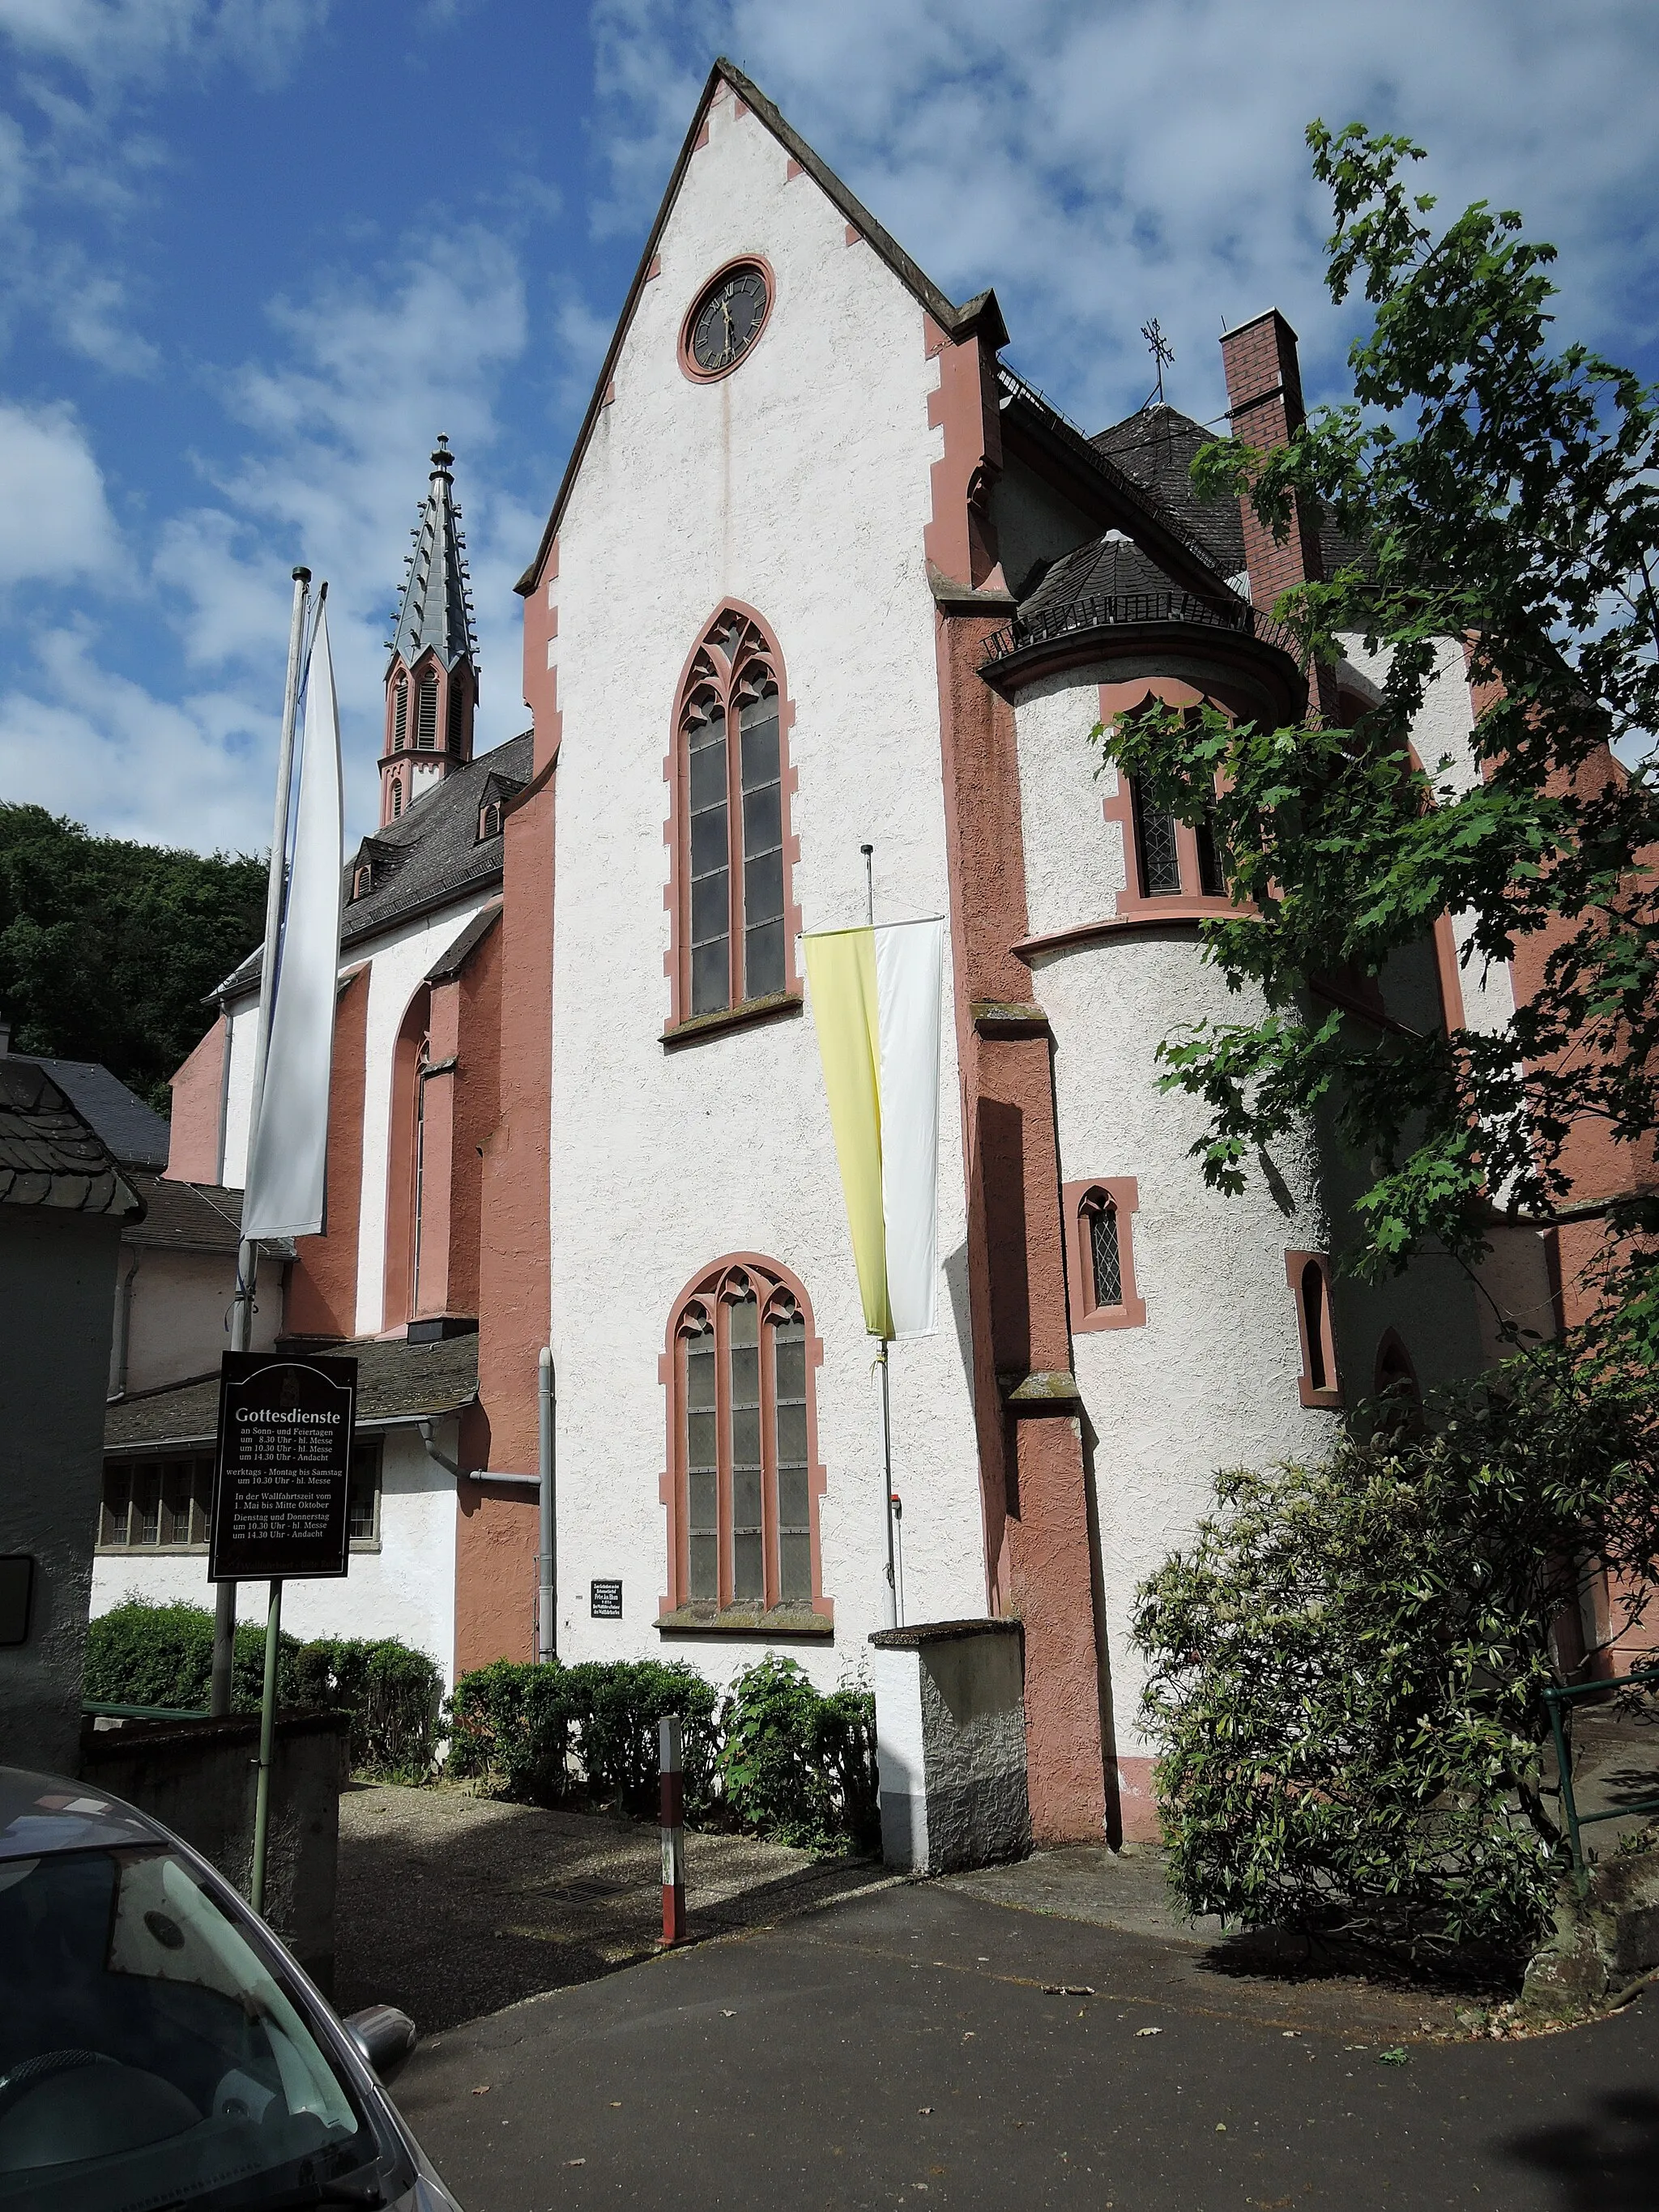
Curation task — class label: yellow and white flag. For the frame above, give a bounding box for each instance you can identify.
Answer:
[804,918,943,1341]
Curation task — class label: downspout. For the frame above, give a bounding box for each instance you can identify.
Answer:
[108,1248,140,1403]
[416,1417,460,1478]
[213,995,233,1186]
[538,1347,556,1663]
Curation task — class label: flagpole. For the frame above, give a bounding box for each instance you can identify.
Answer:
[211,564,311,1719]
[863,842,901,1630]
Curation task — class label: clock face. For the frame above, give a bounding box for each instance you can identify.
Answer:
[686,263,770,378]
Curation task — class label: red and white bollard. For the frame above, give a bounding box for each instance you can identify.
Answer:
[659,1715,686,1946]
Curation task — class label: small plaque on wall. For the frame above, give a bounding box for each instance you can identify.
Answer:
[590,1579,623,1620]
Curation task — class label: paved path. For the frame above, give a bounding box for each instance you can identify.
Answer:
[390,1878,1659,2211]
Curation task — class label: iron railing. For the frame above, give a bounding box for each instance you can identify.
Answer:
[979,588,1300,668]
[1544,1662,1659,1880]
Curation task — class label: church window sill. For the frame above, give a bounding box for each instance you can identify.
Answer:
[655,1602,833,1639]
[661,991,803,1050]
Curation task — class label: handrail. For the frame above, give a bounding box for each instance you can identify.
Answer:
[979,588,1301,669]
[84,1699,212,1721]
[1542,1662,1659,1879]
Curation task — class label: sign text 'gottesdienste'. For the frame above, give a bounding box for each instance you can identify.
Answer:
[209,1352,359,1583]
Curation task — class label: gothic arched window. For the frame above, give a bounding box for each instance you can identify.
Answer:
[671,607,797,1024]
[416,675,438,750]
[391,778,403,819]
[1288,1250,1341,1408]
[393,679,407,751]
[662,1257,825,1620]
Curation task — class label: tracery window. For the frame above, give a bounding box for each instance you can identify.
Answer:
[663,1258,825,1618]
[673,608,795,1022]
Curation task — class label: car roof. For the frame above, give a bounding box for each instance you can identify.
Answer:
[0,1765,169,1860]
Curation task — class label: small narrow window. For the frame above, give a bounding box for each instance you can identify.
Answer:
[478,800,501,842]
[1288,1251,1341,1406]
[684,1314,719,1600]
[1132,775,1183,896]
[100,1466,131,1548]
[348,1442,382,1545]
[391,779,403,819]
[447,675,465,751]
[353,862,373,900]
[134,1466,162,1545]
[1301,1263,1328,1391]
[1090,1200,1123,1309]
[729,1294,764,1602]
[1195,812,1225,897]
[416,678,437,749]
[393,681,407,751]
[687,704,730,1016]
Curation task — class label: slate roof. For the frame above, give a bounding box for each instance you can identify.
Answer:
[216,731,531,999]
[121,1170,296,1258]
[389,437,478,674]
[104,1330,480,1453]
[0,1059,145,1219]
[1018,531,1189,627]
[1090,405,1247,579]
[11,1057,171,1169]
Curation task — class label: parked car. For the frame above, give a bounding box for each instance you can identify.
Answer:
[0,1766,460,2210]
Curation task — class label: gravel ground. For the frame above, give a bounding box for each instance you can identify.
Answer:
[334,1781,890,2032]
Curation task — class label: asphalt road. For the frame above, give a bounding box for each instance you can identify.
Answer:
[390,1880,1659,2211]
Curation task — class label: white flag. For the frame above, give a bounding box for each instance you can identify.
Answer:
[803,917,944,1340]
[241,606,344,1240]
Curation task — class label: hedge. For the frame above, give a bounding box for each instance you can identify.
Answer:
[446,1651,877,1852]
[84,1601,443,1783]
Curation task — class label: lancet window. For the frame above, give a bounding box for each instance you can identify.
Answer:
[664,1259,824,1617]
[673,609,795,1022]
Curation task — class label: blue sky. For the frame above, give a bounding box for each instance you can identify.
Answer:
[1,0,1656,855]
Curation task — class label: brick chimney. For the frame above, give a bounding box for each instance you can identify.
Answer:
[1219,309,1335,717]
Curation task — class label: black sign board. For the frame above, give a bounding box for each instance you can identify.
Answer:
[209,1352,359,1583]
[590,1579,623,1620]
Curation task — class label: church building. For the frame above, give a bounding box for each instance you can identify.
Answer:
[117,60,1580,1845]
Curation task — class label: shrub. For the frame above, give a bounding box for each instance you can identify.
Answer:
[446,1659,578,1801]
[84,1600,443,1779]
[84,1600,303,1714]
[292,1638,443,1781]
[1134,1338,1659,1967]
[718,1656,878,1853]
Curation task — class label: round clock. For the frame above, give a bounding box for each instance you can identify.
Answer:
[682,260,772,381]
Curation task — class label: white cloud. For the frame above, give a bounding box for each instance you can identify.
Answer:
[590,0,1659,428]
[0,400,120,583]
[0,0,329,93]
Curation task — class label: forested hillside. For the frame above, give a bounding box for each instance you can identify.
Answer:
[0,803,265,1113]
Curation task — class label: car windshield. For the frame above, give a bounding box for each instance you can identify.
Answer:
[0,1845,385,2212]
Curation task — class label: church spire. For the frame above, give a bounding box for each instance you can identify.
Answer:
[379,436,480,827]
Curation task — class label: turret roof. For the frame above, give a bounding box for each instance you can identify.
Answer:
[389,436,478,674]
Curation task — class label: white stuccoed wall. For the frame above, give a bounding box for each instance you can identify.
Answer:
[544,88,983,1690]
[215,895,492,1340]
[90,1422,458,1682]
[113,1247,279,1396]
[349,897,493,1336]
[1012,662,1488,1770]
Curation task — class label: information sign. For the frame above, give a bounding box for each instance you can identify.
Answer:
[590,1579,623,1620]
[208,1352,359,1583]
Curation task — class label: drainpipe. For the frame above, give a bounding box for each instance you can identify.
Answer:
[108,1249,140,1403]
[538,1347,556,1663]
[416,1418,460,1478]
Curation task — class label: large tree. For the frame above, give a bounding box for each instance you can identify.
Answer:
[1099,124,1659,1355]
[0,803,266,1113]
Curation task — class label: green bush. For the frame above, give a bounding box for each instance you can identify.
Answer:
[1134,1339,1659,1968]
[85,1600,442,1780]
[446,1656,719,1816]
[292,1638,443,1781]
[445,1652,876,1851]
[84,1600,303,1714]
[717,1656,878,1852]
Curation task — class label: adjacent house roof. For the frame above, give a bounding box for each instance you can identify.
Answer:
[104,1330,480,1454]
[215,731,531,1000]
[8,1056,171,1170]
[0,1059,145,1219]
[389,436,478,675]
[121,1170,292,1258]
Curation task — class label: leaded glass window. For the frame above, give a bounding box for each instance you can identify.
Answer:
[676,611,792,1018]
[670,1264,822,1615]
[1089,1200,1123,1310]
[1132,776,1182,896]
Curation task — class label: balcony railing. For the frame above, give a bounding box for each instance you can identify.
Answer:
[979,587,1300,669]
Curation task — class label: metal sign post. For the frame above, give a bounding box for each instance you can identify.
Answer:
[210,1349,357,1916]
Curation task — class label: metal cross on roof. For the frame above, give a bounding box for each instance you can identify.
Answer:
[1141,318,1175,407]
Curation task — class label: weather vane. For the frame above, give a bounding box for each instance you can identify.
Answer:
[1141,318,1175,406]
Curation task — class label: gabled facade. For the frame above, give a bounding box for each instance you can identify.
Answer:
[144,61,1578,1839]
